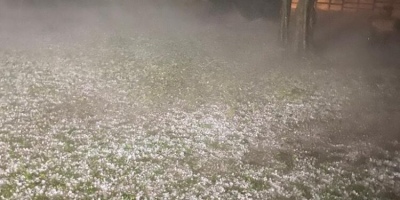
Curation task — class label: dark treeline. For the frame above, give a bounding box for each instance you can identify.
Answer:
[3,0,282,21]
[209,0,282,20]
[2,0,118,8]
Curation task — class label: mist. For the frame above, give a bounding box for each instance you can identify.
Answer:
[0,0,399,198]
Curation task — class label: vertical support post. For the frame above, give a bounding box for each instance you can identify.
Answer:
[280,0,293,46]
[293,0,316,53]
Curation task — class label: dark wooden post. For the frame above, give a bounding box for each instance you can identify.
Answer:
[293,0,316,53]
[280,0,293,46]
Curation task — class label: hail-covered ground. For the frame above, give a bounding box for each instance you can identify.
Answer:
[0,1,399,199]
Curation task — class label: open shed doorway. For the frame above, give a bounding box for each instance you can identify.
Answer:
[288,0,400,61]
[293,0,400,15]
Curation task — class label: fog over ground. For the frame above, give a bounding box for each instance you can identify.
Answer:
[0,0,399,199]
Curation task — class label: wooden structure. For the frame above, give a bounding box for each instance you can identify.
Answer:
[292,0,400,13]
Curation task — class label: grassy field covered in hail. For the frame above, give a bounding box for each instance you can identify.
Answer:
[0,1,399,199]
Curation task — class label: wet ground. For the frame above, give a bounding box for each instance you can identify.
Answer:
[0,1,399,199]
